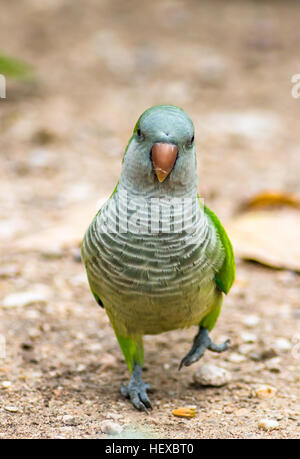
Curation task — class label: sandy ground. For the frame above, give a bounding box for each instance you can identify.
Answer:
[0,0,299,438]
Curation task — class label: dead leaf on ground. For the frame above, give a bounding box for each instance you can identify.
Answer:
[227,199,300,272]
[240,190,300,211]
[172,407,196,418]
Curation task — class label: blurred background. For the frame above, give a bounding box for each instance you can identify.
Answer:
[0,0,299,439]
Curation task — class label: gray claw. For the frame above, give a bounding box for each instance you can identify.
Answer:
[121,365,152,412]
[208,339,230,353]
[179,327,230,370]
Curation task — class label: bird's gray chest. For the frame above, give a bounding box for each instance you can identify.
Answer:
[92,194,218,298]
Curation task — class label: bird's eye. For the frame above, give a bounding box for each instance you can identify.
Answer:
[137,127,143,139]
[187,135,194,147]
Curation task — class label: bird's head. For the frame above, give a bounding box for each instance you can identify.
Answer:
[120,105,197,195]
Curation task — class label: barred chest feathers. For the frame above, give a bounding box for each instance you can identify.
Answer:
[83,189,225,334]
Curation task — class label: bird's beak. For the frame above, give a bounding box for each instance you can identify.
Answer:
[151,142,178,183]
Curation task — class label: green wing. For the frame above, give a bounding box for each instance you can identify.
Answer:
[204,204,235,294]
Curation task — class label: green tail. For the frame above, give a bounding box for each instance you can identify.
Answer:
[115,332,144,373]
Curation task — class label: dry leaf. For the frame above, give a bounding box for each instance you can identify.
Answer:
[226,209,300,272]
[172,407,196,418]
[241,191,300,210]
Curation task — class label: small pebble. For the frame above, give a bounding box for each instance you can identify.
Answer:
[28,148,54,169]
[255,385,277,399]
[240,332,257,343]
[193,364,232,387]
[243,315,260,328]
[62,414,76,425]
[228,352,247,363]
[100,420,123,436]
[273,338,292,352]
[249,352,263,361]
[87,343,102,352]
[258,419,279,431]
[265,357,281,373]
[2,289,48,308]
[28,328,41,339]
[4,406,19,413]
[2,381,12,388]
[224,406,234,414]
[76,364,86,373]
[0,265,19,278]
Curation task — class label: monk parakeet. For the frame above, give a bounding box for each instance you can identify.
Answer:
[81,105,235,412]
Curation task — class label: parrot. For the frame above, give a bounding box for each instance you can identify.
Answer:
[81,105,235,412]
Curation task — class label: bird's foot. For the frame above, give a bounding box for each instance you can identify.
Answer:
[179,326,230,370]
[121,364,152,413]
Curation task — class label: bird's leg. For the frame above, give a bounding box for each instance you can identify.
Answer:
[120,364,152,413]
[179,326,230,370]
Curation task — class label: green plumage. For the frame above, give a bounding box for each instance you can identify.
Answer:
[81,105,235,408]
[203,204,235,295]
[0,52,32,80]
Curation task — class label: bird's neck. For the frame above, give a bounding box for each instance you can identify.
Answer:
[118,171,199,199]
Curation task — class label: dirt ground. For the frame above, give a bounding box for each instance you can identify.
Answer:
[0,0,299,439]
